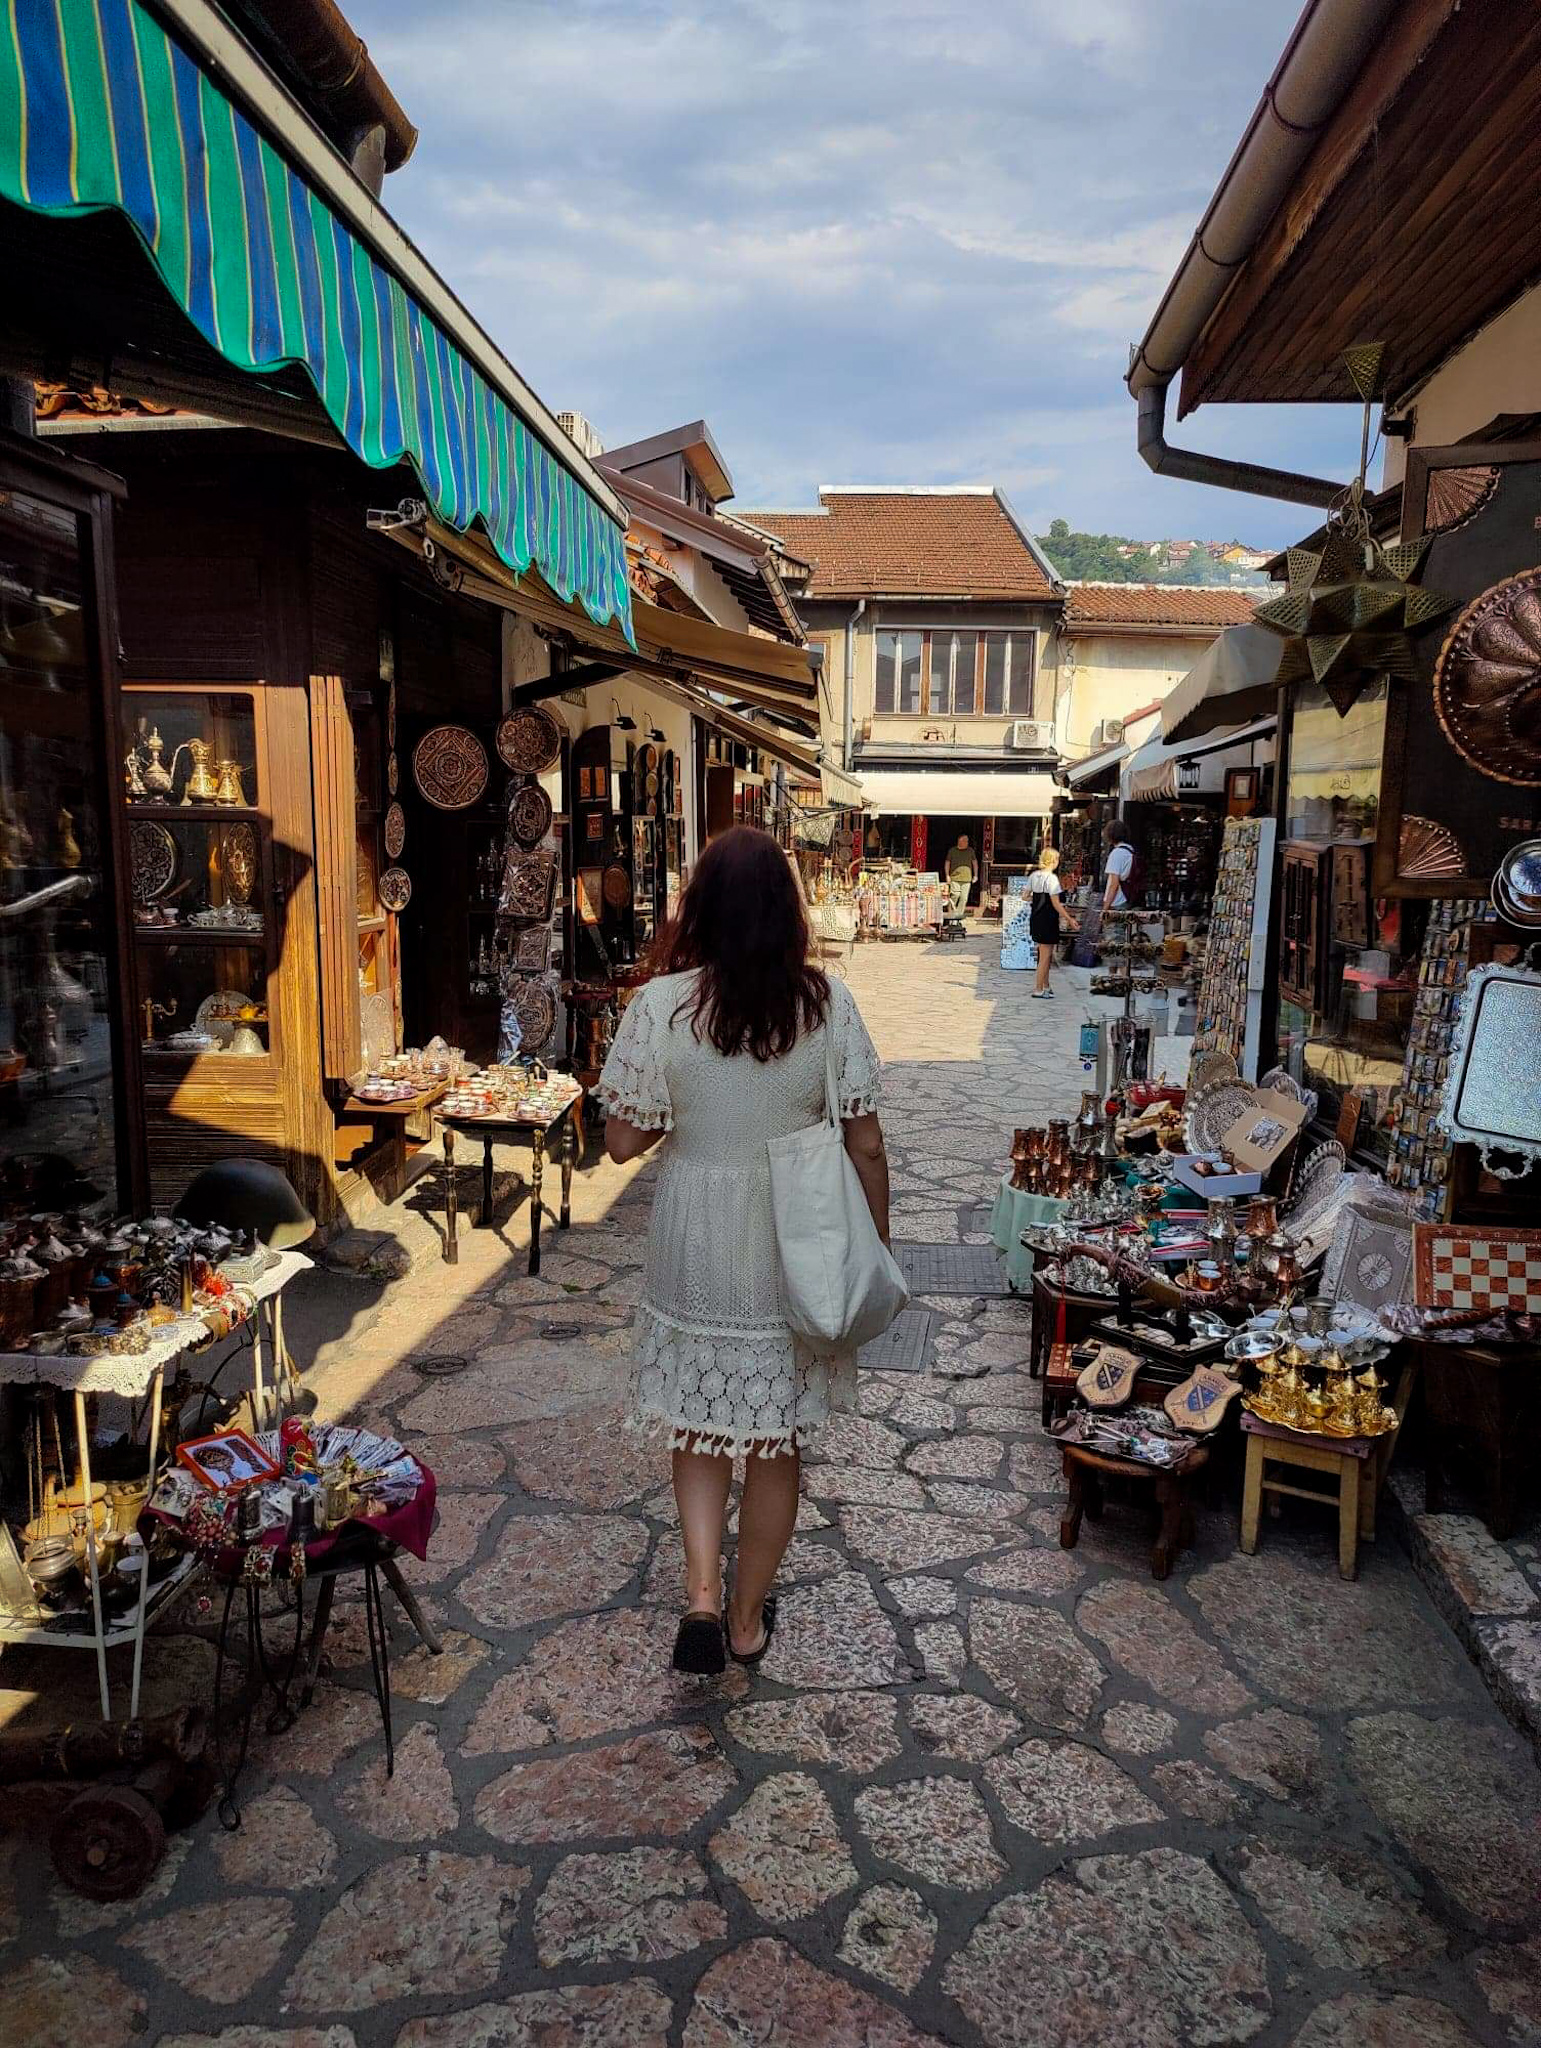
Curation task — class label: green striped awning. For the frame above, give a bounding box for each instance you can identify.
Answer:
[0,0,633,638]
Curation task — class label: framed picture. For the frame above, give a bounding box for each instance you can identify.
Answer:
[578,767,592,800]
[176,1428,280,1493]
[1321,1197,1417,1316]
[1225,767,1259,818]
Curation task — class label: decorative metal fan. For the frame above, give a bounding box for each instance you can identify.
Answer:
[1397,815,1465,880]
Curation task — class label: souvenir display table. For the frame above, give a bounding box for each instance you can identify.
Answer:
[0,1248,312,1722]
[437,1076,583,1271]
[989,1178,1067,1293]
[1059,1438,1210,1581]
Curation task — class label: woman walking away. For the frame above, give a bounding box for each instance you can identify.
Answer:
[1028,847,1078,999]
[596,827,889,1675]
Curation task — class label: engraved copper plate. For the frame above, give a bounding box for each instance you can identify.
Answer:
[380,865,412,911]
[387,752,399,796]
[512,924,552,972]
[1433,564,1541,786]
[222,821,258,904]
[130,819,176,904]
[496,706,563,774]
[500,849,558,921]
[384,801,406,859]
[412,725,489,809]
[507,782,553,848]
[602,862,632,909]
[507,974,557,1051]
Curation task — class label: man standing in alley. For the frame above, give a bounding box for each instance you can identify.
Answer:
[1101,818,1138,913]
[945,833,977,919]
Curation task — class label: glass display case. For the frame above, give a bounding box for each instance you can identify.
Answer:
[0,457,128,1213]
[121,685,273,1062]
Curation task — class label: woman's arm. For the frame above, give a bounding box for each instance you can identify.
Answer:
[843,1111,891,1245]
[605,1117,668,1165]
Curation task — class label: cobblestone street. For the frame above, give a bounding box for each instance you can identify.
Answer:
[5,935,1541,2048]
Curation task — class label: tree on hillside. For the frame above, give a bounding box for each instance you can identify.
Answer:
[1039,518,1268,587]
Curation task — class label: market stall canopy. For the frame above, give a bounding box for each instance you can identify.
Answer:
[1159,624,1282,745]
[819,763,865,810]
[858,770,1056,819]
[0,0,632,638]
[1125,716,1276,802]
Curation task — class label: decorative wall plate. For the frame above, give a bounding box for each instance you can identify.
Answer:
[1321,1196,1417,1317]
[1284,1141,1348,1264]
[1414,1222,1541,1315]
[413,725,489,810]
[506,974,556,1052]
[1492,839,1541,927]
[602,862,632,910]
[1437,960,1541,1176]
[496,706,563,774]
[511,924,552,973]
[1398,815,1465,879]
[387,753,399,797]
[387,683,396,749]
[1260,1065,1319,1124]
[130,819,177,904]
[380,866,412,912]
[1432,564,1541,786]
[1188,1050,1239,1098]
[384,801,406,860]
[221,821,258,904]
[499,850,559,922]
[507,782,553,848]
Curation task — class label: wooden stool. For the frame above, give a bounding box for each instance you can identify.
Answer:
[1059,1441,1209,1580]
[1239,1412,1378,1581]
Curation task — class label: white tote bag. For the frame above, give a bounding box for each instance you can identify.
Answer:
[767,1030,909,1356]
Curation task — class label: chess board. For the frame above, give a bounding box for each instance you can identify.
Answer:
[1413,1223,1541,1314]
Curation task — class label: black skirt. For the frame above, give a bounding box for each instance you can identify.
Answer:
[1028,892,1061,944]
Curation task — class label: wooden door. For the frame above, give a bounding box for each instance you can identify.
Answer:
[1278,842,1326,1013]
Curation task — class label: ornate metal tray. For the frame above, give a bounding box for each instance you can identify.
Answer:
[511,924,552,973]
[379,866,412,912]
[384,802,406,859]
[1437,960,1541,1176]
[130,819,177,904]
[507,782,553,848]
[505,974,557,1052]
[219,821,258,904]
[1185,1080,1256,1156]
[1433,564,1541,786]
[413,725,489,810]
[496,706,563,774]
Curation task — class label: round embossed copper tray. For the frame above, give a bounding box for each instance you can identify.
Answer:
[1433,564,1541,786]
[496,706,563,774]
[380,866,412,911]
[413,725,489,810]
[507,782,553,848]
[384,801,406,859]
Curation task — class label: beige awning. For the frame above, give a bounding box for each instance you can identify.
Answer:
[1159,623,1282,743]
[1125,716,1276,801]
[857,769,1057,818]
[819,762,866,809]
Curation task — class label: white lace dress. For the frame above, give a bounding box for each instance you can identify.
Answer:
[594,970,882,1458]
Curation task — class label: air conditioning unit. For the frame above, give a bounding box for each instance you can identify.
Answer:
[1009,719,1056,753]
[1098,717,1126,747]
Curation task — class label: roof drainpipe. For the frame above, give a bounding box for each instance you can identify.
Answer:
[1137,381,1342,511]
[844,599,865,770]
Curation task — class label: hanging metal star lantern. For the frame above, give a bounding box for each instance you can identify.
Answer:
[1252,345,1456,717]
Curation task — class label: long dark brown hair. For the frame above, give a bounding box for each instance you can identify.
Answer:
[658,826,830,1060]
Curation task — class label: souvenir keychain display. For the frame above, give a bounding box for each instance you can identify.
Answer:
[1386,898,1497,1211]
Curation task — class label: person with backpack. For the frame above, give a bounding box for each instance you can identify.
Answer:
[1027,846,1078,999]
[1102,819,1141,913]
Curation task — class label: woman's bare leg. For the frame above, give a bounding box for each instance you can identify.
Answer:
[673,1447,732,1613]
[1034,941,1052,993]
[729,1448,800,1654]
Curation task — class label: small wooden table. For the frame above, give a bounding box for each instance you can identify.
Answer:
[1240,1412,1378,1581]
[438,1098,581,1273]
[1060,1440,1209,1580]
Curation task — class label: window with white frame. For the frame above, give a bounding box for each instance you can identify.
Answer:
[876,627,1034,716]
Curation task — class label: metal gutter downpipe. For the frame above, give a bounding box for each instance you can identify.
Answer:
[1137,381,1341,510]
[844,599,866,770]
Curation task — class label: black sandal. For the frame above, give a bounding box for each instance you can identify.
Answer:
[726,1594,778,1666]
[672,1609,727,1675]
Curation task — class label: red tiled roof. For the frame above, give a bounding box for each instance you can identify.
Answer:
[742,490,1058,600]
[1063,583,1260,628]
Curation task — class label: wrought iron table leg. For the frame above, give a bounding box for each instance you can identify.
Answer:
[560,1109,575,1229]
[443,1126,458,1265]
[380,1555,443,1653]
[480,1136,495,1228]
[300,1574,337,1705]
[363,1561,394,1777]
[529,1130,545,1275]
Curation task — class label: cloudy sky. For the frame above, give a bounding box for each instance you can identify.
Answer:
[350,0,1356,548]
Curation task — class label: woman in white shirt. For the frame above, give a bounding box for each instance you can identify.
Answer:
[1027,846,1078,998]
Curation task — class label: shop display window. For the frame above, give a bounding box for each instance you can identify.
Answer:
[1274,679,1420,1161]
[0,479,122,1209]
[122,686,274,1063]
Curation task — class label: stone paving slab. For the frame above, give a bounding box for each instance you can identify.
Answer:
[1,939,1534,2048]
